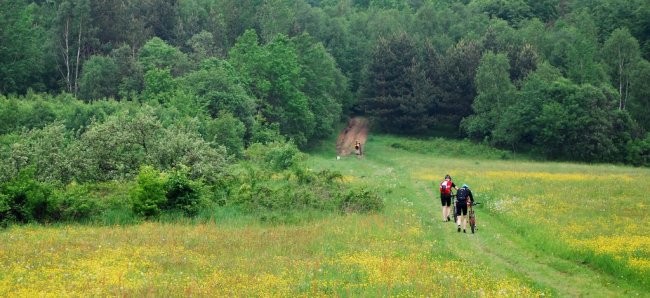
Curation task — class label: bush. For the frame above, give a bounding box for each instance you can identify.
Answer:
[131,166,167,217]
[164,167,203,216]
[626,133,650,166]
[338,188,384,214]
[49,182,102,222]
[246,141,304,171]
[0,168,54,225]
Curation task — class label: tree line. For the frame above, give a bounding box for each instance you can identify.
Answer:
[1,0,649,165]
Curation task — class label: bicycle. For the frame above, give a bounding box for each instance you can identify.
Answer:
[468,202,480,234]
[451,194,457,223]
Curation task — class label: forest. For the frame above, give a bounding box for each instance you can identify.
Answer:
[1,0,649,224]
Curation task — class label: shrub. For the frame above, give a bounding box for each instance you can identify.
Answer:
[246,141,304,171]
[131,166,167,217]
[164,167,203,216]
[338,188,384,214]
[152,124,228,183]
[0,168,54,225]
[49,182,101,222]
[626,133,650,166]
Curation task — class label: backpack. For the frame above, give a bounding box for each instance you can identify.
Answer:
[440,180,451,195]
[457,187,468,202]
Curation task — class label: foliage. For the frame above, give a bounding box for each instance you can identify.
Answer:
[138,37,190,76]
[72,108,160,181]
[49,182,102,222]
[602,27,642,110]
[338,187,384,213]
[462,51,515,141]
[207,112,246,158]
[2,0,649,164]
[229,30,322,147]
[5,123,75,183]
[626,133,650,167]
[78,55,119,101]
[359,32,432,133]
[0,168,53,225]
[179,58,256,132]
[130,165,167,218]
[215,141,382,215]
[142,68,177,104]
[0,0,45,94]
[152,123,228,183]
[245,141,304,172]
[163,166,204,216]
[628,60,650,130]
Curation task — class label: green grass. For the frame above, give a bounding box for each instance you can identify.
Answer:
[307,133,650,296]
[1,134,648,296]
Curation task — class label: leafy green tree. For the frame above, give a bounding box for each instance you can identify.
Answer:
[626,133,650,166]
[525,0,559,22]
[138,37,190,76]
[509,43,539,84]
[46,0,96,95]
[492,62,564,151]
[265,35,315,146]
[628,60,650,130]
[111,44,144,99]
[257,0,306,41]
[131,0,179,43]
[9,123,74,183]
[0,167,54,224]
[229,30,315,147]
[142,68,176,104]
[164,166,203,216]
[317,12,371,93]
[583,0,646,50]
[72,108,161,181]
[462,52,515,140]
[209,112,246,158]
[78,55,119,101]
[152,124,228,183]
[469,0,532,26]
[187,30,218,63]
[180,58,256,132]
[479,20,538,83]
[218,0,262,49]
[548,21,606,86]
[0,1,45,94]
[602,27,641,110]
[293,34,348,139]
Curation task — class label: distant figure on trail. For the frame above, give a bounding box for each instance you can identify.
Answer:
[354,141,362,156]
[455,184,474,233]
[439,174,457,222]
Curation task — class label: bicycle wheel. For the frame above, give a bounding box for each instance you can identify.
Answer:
[469,210,476,234]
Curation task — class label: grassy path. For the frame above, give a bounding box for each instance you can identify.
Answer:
[310,135,647,296]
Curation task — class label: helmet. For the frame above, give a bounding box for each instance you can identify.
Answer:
[445,174,451,180]
[462,184,468,188]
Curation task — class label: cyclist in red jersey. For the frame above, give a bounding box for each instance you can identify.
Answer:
[439,174,457,222]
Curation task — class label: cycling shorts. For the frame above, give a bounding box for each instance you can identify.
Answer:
[440,194,452,207]
[456,201,468,216]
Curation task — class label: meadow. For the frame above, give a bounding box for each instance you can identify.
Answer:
[1,135,649,297]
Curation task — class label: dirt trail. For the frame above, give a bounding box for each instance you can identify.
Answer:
[336,117,369,156]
